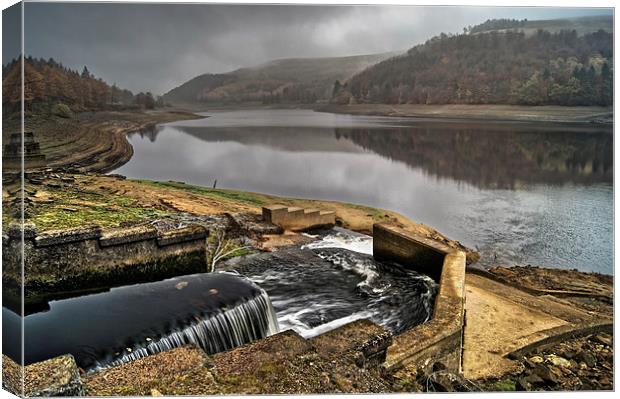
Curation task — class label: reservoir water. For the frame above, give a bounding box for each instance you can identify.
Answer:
[115,109,613,274]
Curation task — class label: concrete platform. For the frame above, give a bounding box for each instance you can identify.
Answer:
[462,273,612,380]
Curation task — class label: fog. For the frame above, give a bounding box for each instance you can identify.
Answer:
[3,2,611,94]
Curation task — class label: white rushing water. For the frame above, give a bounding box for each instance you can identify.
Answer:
[301,230,374,255]
[241,229,439,338]
[93,290,279,371]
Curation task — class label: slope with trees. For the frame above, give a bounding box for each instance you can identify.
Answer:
[2,57,163,116]
[334,26,612,107]
[162,52,396,106]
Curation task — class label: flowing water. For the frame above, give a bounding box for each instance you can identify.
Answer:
[2,273,279,370]
[223,228,437,339]
[115,109,614,274]
[3,229,435,369]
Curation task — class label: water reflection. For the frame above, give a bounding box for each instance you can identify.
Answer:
[115,110,613,274]
[161,123,613,189]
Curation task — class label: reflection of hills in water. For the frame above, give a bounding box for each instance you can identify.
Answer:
[133,122,612,189]
[338,125,612,189]
[177,126,365,153]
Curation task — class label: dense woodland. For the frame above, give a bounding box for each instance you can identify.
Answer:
[333,28,613,106]
[2,57,163,116]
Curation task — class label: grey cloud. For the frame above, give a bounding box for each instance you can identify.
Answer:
[13,2,612,94]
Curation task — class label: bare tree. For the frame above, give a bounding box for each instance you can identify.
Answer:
[206,229,251,272]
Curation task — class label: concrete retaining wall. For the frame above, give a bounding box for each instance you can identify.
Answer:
[372,223,466,374]
[2,223,208,301]
[262,205,335,231]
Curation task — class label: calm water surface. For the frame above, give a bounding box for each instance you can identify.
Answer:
[115,109,613,274]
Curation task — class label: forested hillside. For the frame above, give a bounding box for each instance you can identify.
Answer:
[163,53,395,106]
[2,57,161,116]
[334,27,612,106]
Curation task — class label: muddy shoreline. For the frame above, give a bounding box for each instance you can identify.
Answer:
[2,109,205,175]
[318,104,613,126]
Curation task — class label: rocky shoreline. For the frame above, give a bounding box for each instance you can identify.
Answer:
[481,332,613,391]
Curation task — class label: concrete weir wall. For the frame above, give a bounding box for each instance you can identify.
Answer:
[262,205,335,231]
[2,223,208,299]
[373,223,466,374]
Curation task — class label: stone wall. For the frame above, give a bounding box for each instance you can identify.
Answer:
[262,205,335,231]
[373,223,453,282]
[2,223,208,302]
[372,223,466,374]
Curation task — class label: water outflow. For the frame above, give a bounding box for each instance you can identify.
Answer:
[226,228,437,338]
[2,273,279,371]
[103,289,279,369]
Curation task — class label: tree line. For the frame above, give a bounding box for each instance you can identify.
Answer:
[2,56,165,115]
[333,28,612,106]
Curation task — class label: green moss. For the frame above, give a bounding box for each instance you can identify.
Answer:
[488,378,516,391]
[135,179,266,206]
[25,186,171,231]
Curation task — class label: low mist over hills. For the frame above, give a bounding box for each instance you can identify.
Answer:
[333,16,613,106]
[162,52,396,106]
[468,15,612,36]
[165,15,612,108]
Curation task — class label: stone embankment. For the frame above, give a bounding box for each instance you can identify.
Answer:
[2,201,612,394]
[2,222,208,304]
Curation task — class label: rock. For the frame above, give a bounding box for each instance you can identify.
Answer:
[427,373,454,392]
[576,351,596,368]
[529,356,544,364]
[592,334,612,347]
[598,377,611,386]
[515,378,530,391]
[426,372,475,392]
[547,354,571,368]
[525,373,545,386]
[532,365,558,384]
[559,349,577,359]
[150,388,163,396]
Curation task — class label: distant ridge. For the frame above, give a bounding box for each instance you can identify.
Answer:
[163,52,398,106]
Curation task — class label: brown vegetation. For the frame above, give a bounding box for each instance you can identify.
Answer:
[334,28,612,106]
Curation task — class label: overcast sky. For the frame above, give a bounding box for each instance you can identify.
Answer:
[2,2,612,94]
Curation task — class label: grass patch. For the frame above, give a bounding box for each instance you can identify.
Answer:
[344,203,391,222]
[488,378,516,392]
[135,179,267,206]
[24,187,171,231]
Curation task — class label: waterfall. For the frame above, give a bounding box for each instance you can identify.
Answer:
[94,289,279,370]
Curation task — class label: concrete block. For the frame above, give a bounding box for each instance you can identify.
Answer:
[262,205,288,224]
[99,225,158,247]
[157,225,208,247]
[373,223,451,281]
[24,354,85,396]
[35,225,102,247]
[262,205,336,231]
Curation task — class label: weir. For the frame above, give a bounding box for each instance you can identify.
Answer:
[2,273,279,371]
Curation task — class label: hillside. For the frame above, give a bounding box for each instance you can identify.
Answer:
[163,52,396,106]
[2,57,161,117]
[334,22,612,106]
